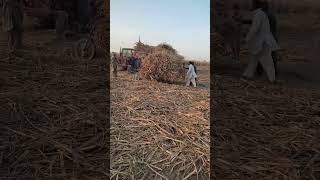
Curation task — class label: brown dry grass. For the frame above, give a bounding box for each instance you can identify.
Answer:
[213,5,320,177]
[0,36,109,179]
[212,74,320,179]
[111,71,210,179]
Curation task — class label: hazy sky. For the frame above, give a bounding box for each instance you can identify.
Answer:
[110,0,210,61]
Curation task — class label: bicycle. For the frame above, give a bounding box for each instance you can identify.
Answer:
[73,19,97,61]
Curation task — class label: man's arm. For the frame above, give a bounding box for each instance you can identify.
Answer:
[186,65,192,75]
[245,11,262,42]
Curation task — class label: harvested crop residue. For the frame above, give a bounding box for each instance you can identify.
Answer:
[212,75,320,179]
[111,71,210,179]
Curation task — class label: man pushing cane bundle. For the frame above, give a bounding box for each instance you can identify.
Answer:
[242,0,280,83]
[186,61,197,87]
[256,0,279,78]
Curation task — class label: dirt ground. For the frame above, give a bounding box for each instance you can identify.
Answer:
[110,65,210,179]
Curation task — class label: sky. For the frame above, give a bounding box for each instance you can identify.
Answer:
[110,0,210,61]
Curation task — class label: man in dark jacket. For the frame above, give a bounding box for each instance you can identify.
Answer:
[131,54,141,80]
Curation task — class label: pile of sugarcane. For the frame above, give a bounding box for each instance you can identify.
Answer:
[155,43,177,54]
[134,41,154,54]
[139,44,185,83]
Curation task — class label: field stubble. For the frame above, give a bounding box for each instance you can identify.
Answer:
[111,69,210,179]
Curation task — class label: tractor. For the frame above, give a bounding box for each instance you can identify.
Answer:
[118,48,146,71]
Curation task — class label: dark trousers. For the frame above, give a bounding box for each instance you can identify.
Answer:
[8,28,22,51]
[113,64,118,77]
[188,78,198,86]
[52,11,69,39]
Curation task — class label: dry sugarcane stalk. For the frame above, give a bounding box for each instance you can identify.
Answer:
[138,43,185,83]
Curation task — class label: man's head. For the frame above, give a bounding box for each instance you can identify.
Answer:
[262,1,270,11]
[252,0,265,10]
[133,52,137,57]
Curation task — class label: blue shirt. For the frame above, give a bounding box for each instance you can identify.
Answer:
[131,58,141,72]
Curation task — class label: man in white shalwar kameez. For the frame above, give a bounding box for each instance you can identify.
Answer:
[242,0,280,82]
[186,62,197,87]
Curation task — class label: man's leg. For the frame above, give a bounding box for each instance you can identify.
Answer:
[113,65,117,77]
[243,54,259,79]
[186,78,191,86]
[272,51,278,77]
[191,78,196,87]
[256,63,263,76]
[235,39,240,61]
[231,45,236,60]
[14,29,23,49]
[17,29,23,49]
[133,73,137,80]
[8,31,14,51]
[259,47,275,82]
[113,70,116,78]
[54,11,68,40]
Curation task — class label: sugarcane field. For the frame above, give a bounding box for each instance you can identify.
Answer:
[1,0,109,179]
[110,1,210,179]
[212,0,320,179]
[1,0,320,179]
[110,42,210,179]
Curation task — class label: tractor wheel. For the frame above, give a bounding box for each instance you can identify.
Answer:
[74,38,96,61]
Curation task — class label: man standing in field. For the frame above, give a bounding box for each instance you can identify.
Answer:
[132,54,141,80]
[229,3,242,61]
[185,62,198,86]
[111,52,118,78]
[256,0,279,78]
[2,0,24,52]
[242,0,280,82]
[186,61,197,87]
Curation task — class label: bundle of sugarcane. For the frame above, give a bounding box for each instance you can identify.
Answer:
[134,41,154,54]
[139,50,184,83]
[155,43,177,54]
